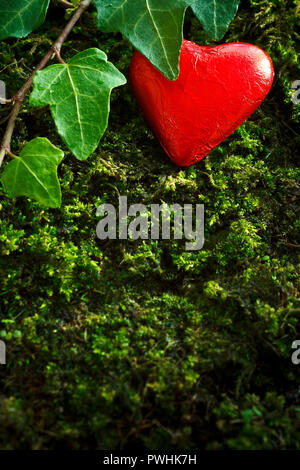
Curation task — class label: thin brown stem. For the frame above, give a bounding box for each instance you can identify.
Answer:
[0,98,13,105]
[0,101,22,166]
[57,0,74,7]
[0,0,92,168]
[54,47,67,64]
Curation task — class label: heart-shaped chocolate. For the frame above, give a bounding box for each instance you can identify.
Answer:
[130,40,274,167]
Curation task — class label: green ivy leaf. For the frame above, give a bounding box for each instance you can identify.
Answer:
[93,0,194,80]
[30,48,126,160]
[1,138,64,208]
[191,0,240,41]
[0,0,50,40]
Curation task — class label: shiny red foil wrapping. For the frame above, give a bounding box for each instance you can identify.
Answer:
[130,40,274,167]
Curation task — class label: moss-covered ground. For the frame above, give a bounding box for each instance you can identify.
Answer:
[0,0,299,450]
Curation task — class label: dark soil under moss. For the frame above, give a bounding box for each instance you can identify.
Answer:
[0,0,299,450]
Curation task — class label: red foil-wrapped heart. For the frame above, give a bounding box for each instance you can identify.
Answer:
[130,40,274,167]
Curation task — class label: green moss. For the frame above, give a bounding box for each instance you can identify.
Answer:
[0,0,299,450]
